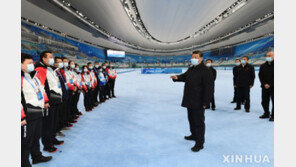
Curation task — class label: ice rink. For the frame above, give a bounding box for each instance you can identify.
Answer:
[35,69,274,167]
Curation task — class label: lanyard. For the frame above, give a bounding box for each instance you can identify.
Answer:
[56,70,66,83]
[23,76,39,90]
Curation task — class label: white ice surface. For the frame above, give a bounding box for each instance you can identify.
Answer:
[35,69,274,167]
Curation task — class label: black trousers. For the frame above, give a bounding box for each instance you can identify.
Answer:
[104,82,111,98]
[57,101,67,131]
[42,104,58,148]
[52,103,62,138]
[187,108,205,147]
[99,86,105,102]
[232,87,237,102]
[109,79,116,97]
[73,91,80,114]
[236,87,250,109]
[94,85,99,102]
[261,87,274,117]
[83,90,93,110]
[22,118,42,167]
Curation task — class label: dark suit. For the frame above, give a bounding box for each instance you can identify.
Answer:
[259,61,274,117]
[173,63,214,147]
[232,66,239,102]
[208,67,216,109]
[235,63,255,110]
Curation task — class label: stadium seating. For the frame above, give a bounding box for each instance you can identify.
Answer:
[21,21,274,67]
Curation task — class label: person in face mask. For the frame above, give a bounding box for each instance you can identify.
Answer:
[258,51,274,122]
[81,66,93,111]
[72,63,83,117]
[21,53,53,165]
[102,63,110,100]
[205,59,217,111]
[234,56,255,113]
[93,62,101,104]
[231,59,241,103]
[54,57,69,138]
[35,51,64,153]
[98,66,107,103]
[87,62,99,107]
[106,62,117,98]
[170,50,214,152]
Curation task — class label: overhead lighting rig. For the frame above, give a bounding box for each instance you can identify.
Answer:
[121,0,250,44]
[45,0,272,54]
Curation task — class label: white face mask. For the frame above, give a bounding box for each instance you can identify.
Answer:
[84,69,88,72]
[64,62,69,68]
[103,66,106,69]
[75,68,79,71]
[235,62,240,66]
[206,63,211,67]
[266,57,273,62]
[191,58,199,66]
[70,64,75,69]
[49,58,54,66]
[27,63,35,73]
[58,62,64,68]
[95,65,99,68]
[241,60,246,64]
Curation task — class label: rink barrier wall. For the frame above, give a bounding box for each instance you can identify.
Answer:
[141,68,183,74]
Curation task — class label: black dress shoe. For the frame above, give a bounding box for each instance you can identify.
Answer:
[32,155,52,164]
[53,139,64,145]
[245,109,250,113]
[191,144,204,152]
[112,95,116,98]
[211,108,216,111]
[234,107,241,110]
[230,101,236,103]
[184,135,195,141]
[269,117,274,122]
[259,113,270,119]
[43,146,58,153]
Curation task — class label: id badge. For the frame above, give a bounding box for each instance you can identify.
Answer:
[36,90,43,101]
[65,83,69,90]
[79,82,82,87]
[58,82,61,88]
[70,79,74,84]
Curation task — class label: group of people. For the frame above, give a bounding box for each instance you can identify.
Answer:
[21,51,117,167]
[171,50,274,152]
[231,52,274,122]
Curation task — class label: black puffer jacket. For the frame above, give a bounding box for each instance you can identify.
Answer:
[173,63,214,110]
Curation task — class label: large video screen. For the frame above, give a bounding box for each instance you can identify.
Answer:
[107,50,125,58]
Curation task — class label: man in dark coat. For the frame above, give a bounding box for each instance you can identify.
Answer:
[205,59,217,110]
[234,56,255,112]
[171,50,214,152]
[231,59,241,103]
[259,51,274,122]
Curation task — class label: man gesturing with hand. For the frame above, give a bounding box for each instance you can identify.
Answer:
[170,50,214,152]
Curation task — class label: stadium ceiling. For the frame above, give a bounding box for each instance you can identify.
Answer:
[22,0,274,56]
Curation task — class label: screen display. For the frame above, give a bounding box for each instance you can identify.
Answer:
[107,50,125,58]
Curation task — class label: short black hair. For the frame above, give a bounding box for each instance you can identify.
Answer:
[75,63,79,67]
[69,60,74,65]
[242,56,249,60]
[235,58,241,62]
[82,65,88,69]
[192,50,203,57]
[94,61,99,64]
[206,59,213,63]
[40,51,52,60]
[21,53,33,63]
[54,56,62,62]
[87,62,92,65]
[61,57,68,61]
